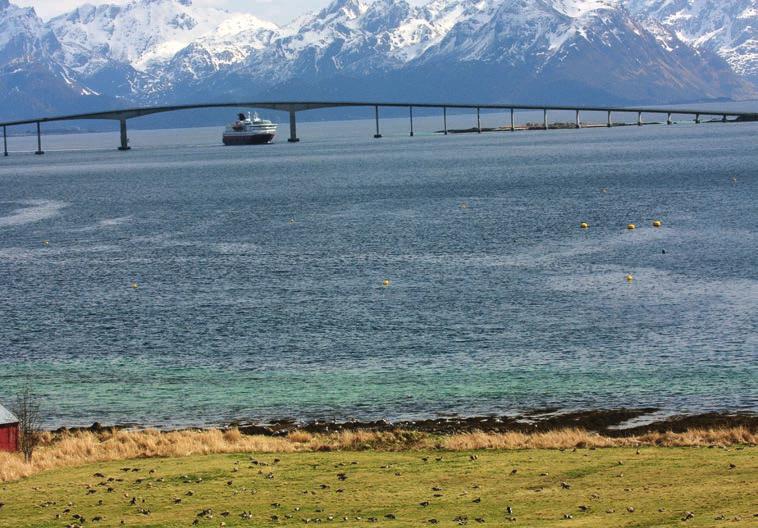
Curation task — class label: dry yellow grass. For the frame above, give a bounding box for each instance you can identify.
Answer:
[286,430,314,443]
[0,426,754,483]
[0,428,296,482]
[439,426,757,449]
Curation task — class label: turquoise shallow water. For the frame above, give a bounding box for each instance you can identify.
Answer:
[0,113,756,428]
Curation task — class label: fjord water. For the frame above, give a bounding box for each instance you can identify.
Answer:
[1,116,756,428]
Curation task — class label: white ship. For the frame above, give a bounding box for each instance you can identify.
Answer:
[222,112,277,145]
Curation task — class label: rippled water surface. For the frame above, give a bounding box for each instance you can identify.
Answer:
[1,114,756,427]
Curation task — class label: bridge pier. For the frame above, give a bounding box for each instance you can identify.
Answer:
[722,114,728,123]
[510,108,515,131]
[667,112,672,125]
[695,113,700,124]
[3,125,7,156]
[607,111,612,128]
[476,107,481,133]
[637,111,643,126]
[35,122,44,155]
[409,106,414,136]
[443,107,447,135]
[118,118,130,150]
[575,109,581,129]
[288,111,299,143]
[543,109,548,130]
[373,105,382,138]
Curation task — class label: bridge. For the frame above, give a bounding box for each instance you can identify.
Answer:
[1,100,756,155]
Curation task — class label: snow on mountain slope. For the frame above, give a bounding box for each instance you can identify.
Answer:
[271,0,400,68]
[233,0,406,83]
[44,0,757,86]
[0,0,110,120]
[626,0,758,80]
[141,0,757,102]
[235,0,501,81]
[165,13,278,80]
[48,0,231,72]
[553,0,616,17]
[415,0,630,65]
[397,0,752,104]
[0,0,61,67]
[395,0,479,60]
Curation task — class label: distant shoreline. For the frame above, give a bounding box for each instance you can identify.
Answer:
[54,409,758,437]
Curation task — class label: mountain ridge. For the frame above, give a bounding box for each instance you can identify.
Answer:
[0,0,755,122]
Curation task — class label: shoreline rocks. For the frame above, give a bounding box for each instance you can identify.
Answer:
[52,409,758,437]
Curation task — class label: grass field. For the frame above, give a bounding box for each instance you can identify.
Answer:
[0,445,755,527]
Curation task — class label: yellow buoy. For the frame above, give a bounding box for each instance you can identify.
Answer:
[42,240,49,246]
[131,282,139,289]
[652,220,662,228]
[627,223,636,230]
[625,274,634,282]
[382,279,391,287]
[580,222,589,229]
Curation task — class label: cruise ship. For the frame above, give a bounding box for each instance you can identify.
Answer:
[222,112,277,145]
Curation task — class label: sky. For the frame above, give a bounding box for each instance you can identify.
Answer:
[15,0,428,25]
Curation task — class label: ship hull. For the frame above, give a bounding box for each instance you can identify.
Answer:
[222,133,275,145]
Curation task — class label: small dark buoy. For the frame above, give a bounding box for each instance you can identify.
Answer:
[662,249,666,254]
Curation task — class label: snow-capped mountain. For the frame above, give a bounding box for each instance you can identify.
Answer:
[416,0,622,64]
[0,0,59,66]
[48,0,231,72]
[386,0,749,103]
[165,13,279,82]
[1,0,755,122]
[169,0,750,103]
[627,0,758,82]
[0,0,111,119]
[45,0,245,100]
[145,0,507,96]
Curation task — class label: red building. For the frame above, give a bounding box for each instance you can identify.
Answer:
[0,403,19,452]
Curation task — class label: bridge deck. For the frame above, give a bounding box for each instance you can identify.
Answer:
[2,100,756,155]
[0,101,755,127]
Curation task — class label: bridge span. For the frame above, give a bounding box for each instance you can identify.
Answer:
[1,100,756,155]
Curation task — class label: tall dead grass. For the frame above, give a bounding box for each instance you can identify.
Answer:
[439,427,757,450]
[0,426,754,483]
[0,428,298,482]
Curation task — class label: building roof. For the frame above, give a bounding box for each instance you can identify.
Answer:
[0,403,18,425]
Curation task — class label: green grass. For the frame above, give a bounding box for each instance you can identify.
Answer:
[0,447,755,527]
